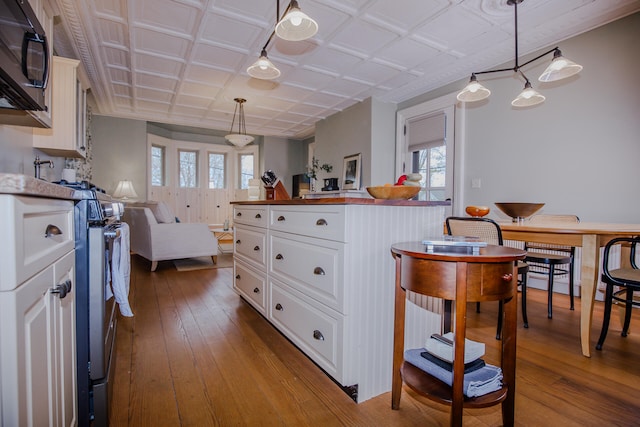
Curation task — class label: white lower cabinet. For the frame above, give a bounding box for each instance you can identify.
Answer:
[233,202,445,403]
[0,196,76,427]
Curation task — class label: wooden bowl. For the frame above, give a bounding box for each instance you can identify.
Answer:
[495,202,545,221]
[366,186,420,200]
[465,206,490,217]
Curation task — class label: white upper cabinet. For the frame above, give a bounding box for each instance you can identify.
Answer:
[33,56,89,158]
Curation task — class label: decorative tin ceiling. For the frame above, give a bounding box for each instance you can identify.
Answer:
[52,0,640,139]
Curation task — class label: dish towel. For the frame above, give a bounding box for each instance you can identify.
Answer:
[404,348,502,398]
[110,223,133,317]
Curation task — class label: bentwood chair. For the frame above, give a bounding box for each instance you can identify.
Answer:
[596,236,640,351]
[445,216,529,339]
[524,214,579,319]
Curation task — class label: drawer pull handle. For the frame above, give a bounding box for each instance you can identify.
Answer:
[277,215,286,222]
[275,303,284,311]
[51,280,72,299]
[236,239,241,244]
[235,274,241,280]
[255,213,261,219]
[502,273,513,282]
[253,287,260,294]
[313,267,325,276]
[316,218,328,226]
[254,246,260,251]
[45,224,62,238]
[275,253,283,260]
[313,330,325,341]
[236,212,242,217]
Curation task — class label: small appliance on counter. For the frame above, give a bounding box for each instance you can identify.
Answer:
[322,177,339,191]
[261,170,290,200]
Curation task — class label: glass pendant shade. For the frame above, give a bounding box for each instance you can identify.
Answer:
[538,49,583,82]
[247,49,281,80]
[275,1,318,41]
[457,75,491,102]
[226,98,255,147]
[225,134,254,147]
[511,82,545,107]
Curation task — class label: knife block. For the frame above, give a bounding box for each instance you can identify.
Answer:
[265,179,290,200]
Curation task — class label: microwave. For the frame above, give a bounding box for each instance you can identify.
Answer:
[0,0,49,111]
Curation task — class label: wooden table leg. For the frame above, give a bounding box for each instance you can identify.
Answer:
[451,262,468,427]
[580,234,600,357]
[501,264,517,427]
[391,254,406,410]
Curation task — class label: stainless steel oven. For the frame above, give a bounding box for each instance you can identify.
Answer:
[58,180,123,427]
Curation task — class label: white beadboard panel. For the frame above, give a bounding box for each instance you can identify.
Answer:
[341,204,445,402]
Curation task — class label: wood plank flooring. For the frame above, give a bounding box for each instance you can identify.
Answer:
[110,255,640,426]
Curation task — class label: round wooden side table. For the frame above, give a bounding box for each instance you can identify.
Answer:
[390,242,526,427]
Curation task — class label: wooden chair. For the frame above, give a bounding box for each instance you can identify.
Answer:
[445,216,529,339]
[524,214,579,319]
[596,236,640,351]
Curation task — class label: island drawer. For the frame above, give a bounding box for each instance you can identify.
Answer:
[233,259,267,314]
[234,225,267,268]
[233,205,268,228]
[269,205,346,242]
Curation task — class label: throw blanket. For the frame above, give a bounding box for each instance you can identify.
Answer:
[404,348,502,398]
[107,223,134,317]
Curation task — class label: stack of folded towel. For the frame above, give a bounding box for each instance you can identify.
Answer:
[403,332,502,398]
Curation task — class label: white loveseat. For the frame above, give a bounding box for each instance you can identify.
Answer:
[125,201,217,271]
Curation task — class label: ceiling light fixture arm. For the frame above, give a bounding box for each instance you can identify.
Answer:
[259,0,295,53]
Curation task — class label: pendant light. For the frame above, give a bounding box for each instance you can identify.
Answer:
[247,1,318,80]
[457,0,582,107]
[225,98,254,147]
[247,49,281,80]
[275,0,318,42]
[511,81,545,107]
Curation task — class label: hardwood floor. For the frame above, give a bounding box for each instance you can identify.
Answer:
[110,255,640,426]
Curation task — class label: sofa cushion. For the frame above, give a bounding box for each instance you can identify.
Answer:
[150,202,175,224]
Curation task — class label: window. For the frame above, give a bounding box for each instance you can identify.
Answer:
[208,152,226,189]
[411,143,446,201]
[151,145,165,186]
[179,150,198,188]
[238,153,254,189]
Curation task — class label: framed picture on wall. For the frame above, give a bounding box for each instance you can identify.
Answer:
[342,153,361,190]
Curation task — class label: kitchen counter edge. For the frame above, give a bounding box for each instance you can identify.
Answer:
[231,198,449,206]
[0,173,75,200]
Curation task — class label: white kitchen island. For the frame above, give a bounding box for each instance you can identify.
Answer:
[231,198,448,403]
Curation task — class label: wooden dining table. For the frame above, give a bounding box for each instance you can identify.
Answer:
[499,221,640,357]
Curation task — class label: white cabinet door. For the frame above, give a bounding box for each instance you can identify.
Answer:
[0,266,56,427]
[53,251,77,427]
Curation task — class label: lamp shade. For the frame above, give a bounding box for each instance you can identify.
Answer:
[247,49,281,80]
[457,75,491,102]
[113,180,138,200]
[275,0,318,41]
[511,82,545,107]
[538,49,583,82]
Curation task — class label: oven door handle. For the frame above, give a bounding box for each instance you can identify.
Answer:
[104,228,121,239]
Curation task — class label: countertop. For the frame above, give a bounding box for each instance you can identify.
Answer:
[231,198,449,206]
[0,173,75,199]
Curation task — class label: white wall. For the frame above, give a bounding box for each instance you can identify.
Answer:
[0,125,64,181]
[401,12,640,223]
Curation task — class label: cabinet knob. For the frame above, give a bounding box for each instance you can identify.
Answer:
[316,218,328,226]
[275,253,283,260]
[277,215,286,222]
[253,287,260,294]
[236,212,242,217]
[313,330,325,341]
[236,239,241,244]
[313,267,325,276]
[235,274,241,280]
[254,245,260,251]
[502,273,513,282]
[275,303,283,311]
[51,280,72,299]
[255,213,261,219]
